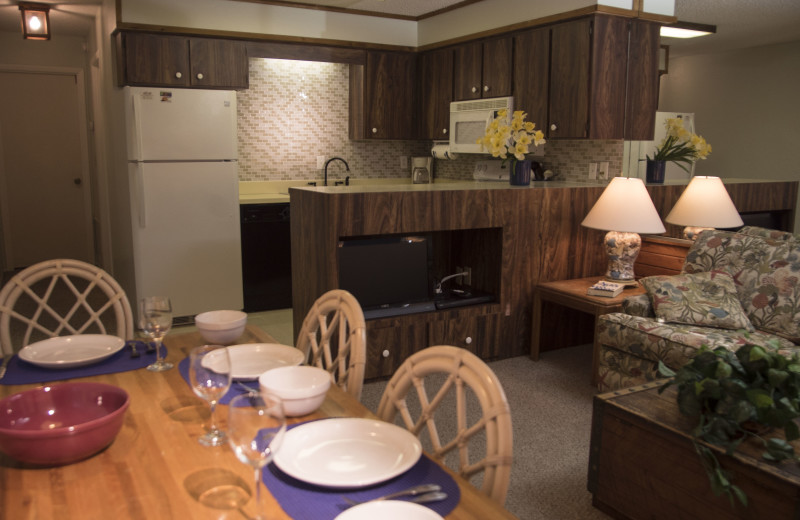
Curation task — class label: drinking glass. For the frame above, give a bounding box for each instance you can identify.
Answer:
[139,296,174,372]
[228,392,286,520]
[189,344,232,446]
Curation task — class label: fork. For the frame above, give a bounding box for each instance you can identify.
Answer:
[341,483,443,506]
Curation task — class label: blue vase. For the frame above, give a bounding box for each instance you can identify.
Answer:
[646,160,666,184]
[509,159,532,186]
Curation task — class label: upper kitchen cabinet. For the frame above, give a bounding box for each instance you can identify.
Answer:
[417,48,454,140]
[350,50,416,140]
[547,15,659,139]
[453,37,512,101]
[117,32,248,90]
[512,27,550,135]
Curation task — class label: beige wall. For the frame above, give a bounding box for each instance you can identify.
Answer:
[658,40,800,232]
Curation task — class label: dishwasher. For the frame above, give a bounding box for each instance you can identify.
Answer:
[240,203,292,312]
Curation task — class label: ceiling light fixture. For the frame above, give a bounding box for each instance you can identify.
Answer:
[660,21,716,39]
[19,2,51,41]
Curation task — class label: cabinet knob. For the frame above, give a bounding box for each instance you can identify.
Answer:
[442,128,447,134]
[372,128,378,134]
[175,72,182,79]
[550,123,558,131]
[465,336,473,345]
[483,85,489,92]
[471,86,477,93]
[196,73,204,80]
[382,349,390,358]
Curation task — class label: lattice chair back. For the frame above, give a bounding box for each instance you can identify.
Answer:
[0,259,135,355]
[376,346,513,505]
[295,289,367,401]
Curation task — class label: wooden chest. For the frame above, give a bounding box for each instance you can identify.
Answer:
[588,381,800,519]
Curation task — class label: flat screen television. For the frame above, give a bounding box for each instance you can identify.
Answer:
[338,235,431,312]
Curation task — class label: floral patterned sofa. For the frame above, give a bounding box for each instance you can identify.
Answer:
[596,226,800,392]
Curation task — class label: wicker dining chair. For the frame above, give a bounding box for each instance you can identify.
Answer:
[295,289,367,401]
[0,259,134,355]
[377,345,513,505]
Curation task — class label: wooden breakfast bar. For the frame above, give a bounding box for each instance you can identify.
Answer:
[0,325,516,519]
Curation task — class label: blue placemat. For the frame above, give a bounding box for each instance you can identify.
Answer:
[0,341,164,385]
[178,357,258,405]
[263,421,460,520]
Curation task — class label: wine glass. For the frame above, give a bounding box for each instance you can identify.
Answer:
[139,296,174,372]
[189,344,232,447]
[228,392,286,520]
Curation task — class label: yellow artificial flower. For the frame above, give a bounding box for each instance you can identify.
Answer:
[477,108,546,167]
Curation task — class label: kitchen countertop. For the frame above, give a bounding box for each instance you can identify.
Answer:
[239,177,784,204]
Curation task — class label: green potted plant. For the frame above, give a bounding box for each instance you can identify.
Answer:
[658,343,800,506]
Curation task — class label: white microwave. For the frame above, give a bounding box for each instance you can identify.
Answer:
[449,96,514,154]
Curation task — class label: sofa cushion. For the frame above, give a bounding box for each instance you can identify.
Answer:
[597,312,798,369]
[641,271,754,331]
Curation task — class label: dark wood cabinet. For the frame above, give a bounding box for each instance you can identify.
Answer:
[512,27,550,134]
[350,51,416,140]
[119,32,248,89]
[546,15,658,140]
[453,37,512,101]
[418,48,454,140]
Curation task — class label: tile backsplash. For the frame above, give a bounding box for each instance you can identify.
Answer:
[237,58,624,183]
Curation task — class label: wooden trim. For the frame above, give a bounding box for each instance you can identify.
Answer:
[233,0,487,22]
[246,41,366,64]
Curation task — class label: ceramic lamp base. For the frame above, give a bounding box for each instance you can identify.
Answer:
[603,231,641,284]
[682,226,713,241]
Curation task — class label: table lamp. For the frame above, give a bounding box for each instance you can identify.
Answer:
[582,177,666,285]
[665,176,744,240]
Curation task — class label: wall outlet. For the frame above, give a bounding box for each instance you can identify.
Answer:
[462,266,472,286]
[316,155,326,169]
[599,161,609,179]
[588,162,597,180]
[400,156,408,169]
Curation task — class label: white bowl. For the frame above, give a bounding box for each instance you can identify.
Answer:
[259,365,331,417]
[194,310,247,345]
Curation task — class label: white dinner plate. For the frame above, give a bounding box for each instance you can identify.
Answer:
[273,418,422,488]
[334,500,444,520]
[18,335,126,369]
[204,343,304,380]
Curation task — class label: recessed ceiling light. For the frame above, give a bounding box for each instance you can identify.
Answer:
[660,21,717,39]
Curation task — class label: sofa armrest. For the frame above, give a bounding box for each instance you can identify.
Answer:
[622,293,654,317]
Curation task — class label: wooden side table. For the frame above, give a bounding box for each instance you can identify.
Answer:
[531,276,646,385]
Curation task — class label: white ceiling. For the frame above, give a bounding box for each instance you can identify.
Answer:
[0,0,798,59]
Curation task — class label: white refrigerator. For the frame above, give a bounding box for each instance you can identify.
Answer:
[124,87,243,318]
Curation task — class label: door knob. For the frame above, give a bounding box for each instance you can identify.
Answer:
[196,73,204,80]
[175,71,182,79]
[550,123,557,131]
[73,178,82,185]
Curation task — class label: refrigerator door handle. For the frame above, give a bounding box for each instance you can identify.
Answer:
[134,165,147,228]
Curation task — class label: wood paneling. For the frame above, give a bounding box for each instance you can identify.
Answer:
[290,181,797,377]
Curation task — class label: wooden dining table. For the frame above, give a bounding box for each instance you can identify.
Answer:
[0,324,517,520]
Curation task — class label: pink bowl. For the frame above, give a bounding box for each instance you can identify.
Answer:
[0,382,130,466]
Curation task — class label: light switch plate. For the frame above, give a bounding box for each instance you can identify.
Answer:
[400,156,408,169]
[588,162,597,180]
[599,162,609,179]
[316,155,325,169]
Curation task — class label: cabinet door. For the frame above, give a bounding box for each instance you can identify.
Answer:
[124,33,190,87]
[189,38,249,89]
[453,42,483,100]
[366,321,427,380]
[513,27,549,133]
[549,18,591,138]
[587,15,629,139]
[428,314,502,359]
[418,48,454,140]
[482,37,512,98]
[624,19,660,140]
[363,51,416,139]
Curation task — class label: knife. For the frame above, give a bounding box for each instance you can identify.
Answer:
[0,355,11,380]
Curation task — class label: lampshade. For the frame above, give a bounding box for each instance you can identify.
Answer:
[19,2,51,41]
[581,177,666,234]
[666,176,743,229]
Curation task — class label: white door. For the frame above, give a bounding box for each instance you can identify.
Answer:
[0,69,94,268]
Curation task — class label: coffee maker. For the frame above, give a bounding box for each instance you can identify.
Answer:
[411,156,433,184]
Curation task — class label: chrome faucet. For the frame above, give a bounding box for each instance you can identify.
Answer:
[324,157,350,186]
